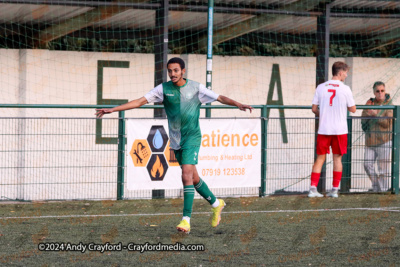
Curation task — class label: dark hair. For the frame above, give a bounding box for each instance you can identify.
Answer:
[167,57,185,70]
[332,61,349,76]
[373,81,385,92]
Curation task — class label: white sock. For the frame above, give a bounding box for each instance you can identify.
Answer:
[211,199,220,208]
[182,216,190,224]
[332,187,339,192]
[310,186,318,193]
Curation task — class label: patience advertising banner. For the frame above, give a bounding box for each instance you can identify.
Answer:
[126,119,261,190]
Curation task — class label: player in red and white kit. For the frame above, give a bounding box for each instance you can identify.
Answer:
[308,61,356,198]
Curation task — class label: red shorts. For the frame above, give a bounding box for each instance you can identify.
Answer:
[316,134,348,155]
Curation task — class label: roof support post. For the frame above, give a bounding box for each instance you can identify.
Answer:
[153,0,168,118]
[315,3,331,194]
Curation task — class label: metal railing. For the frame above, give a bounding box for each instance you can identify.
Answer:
[0,104,398,201]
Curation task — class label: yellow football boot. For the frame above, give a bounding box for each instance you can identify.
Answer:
[176,219,190,233]
[211,199,226,227]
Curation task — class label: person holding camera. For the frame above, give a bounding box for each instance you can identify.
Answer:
[361,81,393,192]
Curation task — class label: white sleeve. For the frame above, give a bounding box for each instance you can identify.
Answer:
[198,84,219,104]
[312,87,319,105]
[346,87,356,107]
[144,84,164,103]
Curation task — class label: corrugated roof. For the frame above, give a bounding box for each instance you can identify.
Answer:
[331,0,400,10]
[195,0,400,10]
[0,4,92,24]
[256,16,400,35]
[92,10,254,31]
[0,1,399,38]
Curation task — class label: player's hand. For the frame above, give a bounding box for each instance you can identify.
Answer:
[366,99,373,105]
[95,108,114,118]
[238,104,253,113]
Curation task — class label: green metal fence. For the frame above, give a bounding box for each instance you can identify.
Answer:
[0,104,398,201]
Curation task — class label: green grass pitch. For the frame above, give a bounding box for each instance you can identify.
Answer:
[0,194,399,266]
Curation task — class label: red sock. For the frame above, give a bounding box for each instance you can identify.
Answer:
[311,172,321,187]
[333,171,342,188]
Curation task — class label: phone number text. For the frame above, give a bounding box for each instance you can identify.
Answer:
[201,168,246,176]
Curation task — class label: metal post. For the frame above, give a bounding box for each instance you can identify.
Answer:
[205,0,214,118]
[316,4,330,85]
[17,49,27,200]
[315,3,331,193]
[154,0,168,118]
[152,0,168,199]
[260,105,268,197]
[341,118,352,192]
[117,111,126,200]
[391,106,400,194]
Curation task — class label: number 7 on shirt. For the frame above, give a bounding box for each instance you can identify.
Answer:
[328,89,336,106]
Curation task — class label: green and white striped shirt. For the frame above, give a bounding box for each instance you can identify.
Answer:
[144,79,219,150]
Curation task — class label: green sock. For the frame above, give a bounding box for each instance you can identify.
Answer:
[183,185,195,218]
[194,178,216,205]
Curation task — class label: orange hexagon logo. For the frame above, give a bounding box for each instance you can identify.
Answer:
[147,154,169,181]
[164,141,179,167]
[129,139,151,167]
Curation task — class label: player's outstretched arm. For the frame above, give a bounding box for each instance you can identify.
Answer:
[95,97,148,118]
[217,95,253,113]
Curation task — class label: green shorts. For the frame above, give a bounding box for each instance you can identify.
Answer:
[173,146,200,165]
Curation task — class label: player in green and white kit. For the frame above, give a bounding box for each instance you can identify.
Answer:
[96,58,253,233]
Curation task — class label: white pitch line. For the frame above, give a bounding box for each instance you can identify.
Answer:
[1,206,400,220]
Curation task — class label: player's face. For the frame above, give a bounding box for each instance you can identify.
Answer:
[374,85,386,102]
[167,63,186,85]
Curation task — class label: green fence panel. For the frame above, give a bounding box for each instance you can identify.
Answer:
[0,104,397,201]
